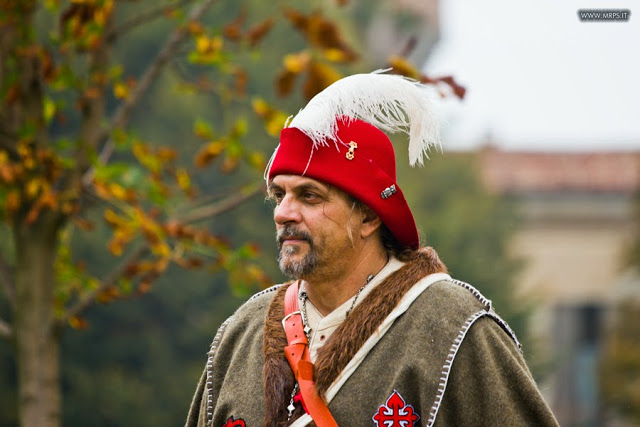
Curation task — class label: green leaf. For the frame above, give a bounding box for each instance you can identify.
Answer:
[232,118,248,138]
[193,118,215,140]
[43,96,56,124]
[120,166,146,188]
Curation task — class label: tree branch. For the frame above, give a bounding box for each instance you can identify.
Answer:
[60,181,260,326]
[60,183,261,322]
[0,318,12,339]
[108,0,216,130]
[82,0,217,186]
[106,0,194,43]
[0,253,15,309]
[58,244,148,327]
[175,184,263,224]
[74,18,112,188]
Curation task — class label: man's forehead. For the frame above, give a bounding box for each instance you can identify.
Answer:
[269,175,331,191]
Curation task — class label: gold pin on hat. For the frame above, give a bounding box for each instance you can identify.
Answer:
[346,141,358,160]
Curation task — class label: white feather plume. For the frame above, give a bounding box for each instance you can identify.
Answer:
[287,70,440,166]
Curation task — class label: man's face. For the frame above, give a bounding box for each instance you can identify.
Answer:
[269,175,359,279]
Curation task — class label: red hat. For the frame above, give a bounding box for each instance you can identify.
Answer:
[266,72,440,250]
[268,118,420,248]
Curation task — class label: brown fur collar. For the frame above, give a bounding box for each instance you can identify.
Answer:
[262,247,447,426]
[263,283,298,426]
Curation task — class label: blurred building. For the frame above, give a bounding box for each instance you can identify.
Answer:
[478,146,640,426]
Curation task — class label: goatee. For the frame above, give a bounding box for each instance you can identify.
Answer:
[276,225,319,278]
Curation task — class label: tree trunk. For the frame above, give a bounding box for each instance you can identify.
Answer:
[14,212,62,427]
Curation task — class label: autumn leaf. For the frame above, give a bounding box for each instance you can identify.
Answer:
[222,8,246,41]
[108,183,128,200]
[275,69,298,97]
[220,153,241,174]
[25,178,47,199]
[195,35,222,54]
[251,98,289,136]
[83,86,101,99]
[246,152,265,170]
[72,216,94,231]
[247,264,271,288]
[194,140,226,168]
[163,220,184,239]
[174,256,204,269]
[4,83,20,105]
[96,286,120,304]
[132,142,162,174]
[153,257,170,274]
[175,168,191,193]
[285,9,357,62]
[40,190,59,210]
[5,190,21,215]
[187,20,204,36]
[193,118,215,140]
[283,8,307,32]
[191,35,223,64]
[25,201,43,225]
[283,51,311,73]
[437,75,467,100]
[150,241,171,257]
[238,242,261,258]
[303,61,341,100]
[108,229,134,256]
[113,81,129,99]
[387,55,420,79]
[123,262,142,279]
[251,98,270,117]
[68,315,89,330]
[60,3,96,35]
[41,49,57,82]
[156,147,177,162]
[247,18,274,47]
[61,201,80,215]
[232,67,248,96]
[0,156,18,182]
[323,48,350,64]
[103,208,127,228]
[93,1,114,27]
[136,276,154,295]
[43,97,57,124]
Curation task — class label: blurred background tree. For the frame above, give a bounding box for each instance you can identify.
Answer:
[598,189,640,425]
[599,299,640,425]
[0,1,523,426]
[0,1,364,425]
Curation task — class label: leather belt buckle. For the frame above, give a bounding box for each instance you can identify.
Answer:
[282,310,301,330]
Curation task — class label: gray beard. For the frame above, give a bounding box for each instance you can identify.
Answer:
[278,244,318,278]
[276,226,319,278]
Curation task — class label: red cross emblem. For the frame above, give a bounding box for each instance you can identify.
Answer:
[372,390,420,427]
[221,416,245,427]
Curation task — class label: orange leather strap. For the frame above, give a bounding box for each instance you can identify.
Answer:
[283,281,338,427]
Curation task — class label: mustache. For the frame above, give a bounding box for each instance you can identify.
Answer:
[276,226,313,248]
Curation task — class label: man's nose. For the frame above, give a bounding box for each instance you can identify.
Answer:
[273,196,302,225]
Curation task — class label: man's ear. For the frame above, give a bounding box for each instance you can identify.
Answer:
[360,208,382,239]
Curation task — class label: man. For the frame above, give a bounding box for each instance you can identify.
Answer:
[186,72,558,427]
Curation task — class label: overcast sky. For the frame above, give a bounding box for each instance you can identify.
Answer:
[424,0,639,151]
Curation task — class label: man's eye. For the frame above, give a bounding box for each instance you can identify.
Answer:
[303,192,319,201]
[271,192,284,203]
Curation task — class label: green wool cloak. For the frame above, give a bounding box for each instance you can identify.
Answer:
[186,250,558,427]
